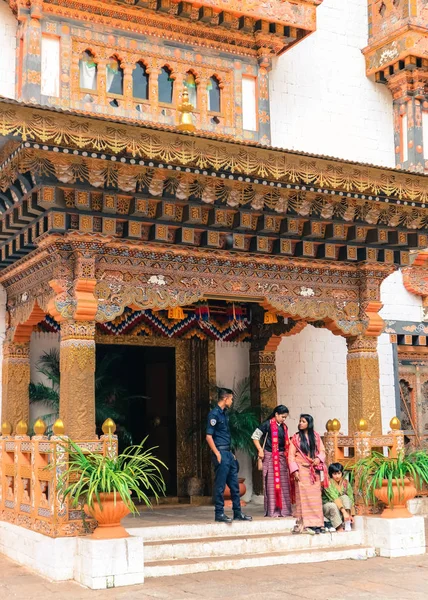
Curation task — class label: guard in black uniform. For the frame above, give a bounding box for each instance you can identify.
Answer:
[206,387,253,523]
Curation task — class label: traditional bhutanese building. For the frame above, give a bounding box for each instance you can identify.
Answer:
[0,0,427,500]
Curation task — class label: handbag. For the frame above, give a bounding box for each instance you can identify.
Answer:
[257,429,268,471]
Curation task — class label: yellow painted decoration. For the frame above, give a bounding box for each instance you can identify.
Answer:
[102,418,117,435]
[33,418,47,436]
[358,418,368,431]
[390,416,401,430]
[331,418,341,432]
[168,306,185,320]
[264,311,278,324]
[52,419,65,436]
[1,421,12,436]
[326,419,333,432]
[177,86,196,132]
[16,420,28,435]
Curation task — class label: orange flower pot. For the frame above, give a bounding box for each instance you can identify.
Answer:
[374,478,417,518]
[224,478,246,507]
[84,492,131,538]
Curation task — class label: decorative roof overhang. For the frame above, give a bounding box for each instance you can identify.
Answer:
[0,97,427,274]
[363,0,428,79]
[9,0,323,58]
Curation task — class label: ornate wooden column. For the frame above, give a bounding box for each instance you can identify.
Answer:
[59,320,96,440]
[1,341,30,428]
[49,250,99,440]
[346,335,382,435]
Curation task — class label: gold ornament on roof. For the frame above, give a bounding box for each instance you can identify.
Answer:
[358,418,368,431]
[331,418,341,432]
[168,306,185,320]
[1,421,12,436]
[264,311,278,324]
[52,419,65,436]
[16,420,28,435]
[33,418,47,436]
[177,86,196,132]
[390,416,401,430]
[102,418,117,435]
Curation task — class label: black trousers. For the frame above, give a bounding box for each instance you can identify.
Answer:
[212,450,241,516]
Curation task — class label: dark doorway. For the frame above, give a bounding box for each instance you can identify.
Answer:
[96,344,177,495]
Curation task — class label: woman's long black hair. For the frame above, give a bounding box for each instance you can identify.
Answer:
[267,405,289,421]
[298,413,316,458]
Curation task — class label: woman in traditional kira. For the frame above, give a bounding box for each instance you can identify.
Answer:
[289,414,329,534]
[251,405,293,518]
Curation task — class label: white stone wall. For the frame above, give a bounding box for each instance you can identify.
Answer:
[269,0,395,167]
[377,270,424,432]
[215,341,252,500]
[276,325,348,435]
[0,2,17,100]
[29,332,60,424]
[378,333,397,434]
[380,270,423,322]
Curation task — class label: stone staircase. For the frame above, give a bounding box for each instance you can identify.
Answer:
[127,518,375,578]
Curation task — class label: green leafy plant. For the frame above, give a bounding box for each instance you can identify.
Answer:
[56,437,167,513]
[216,377,260,458]
[30,349,142,446]
[352,450,428,506]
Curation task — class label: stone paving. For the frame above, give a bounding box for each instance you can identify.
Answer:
[0,552,427,600]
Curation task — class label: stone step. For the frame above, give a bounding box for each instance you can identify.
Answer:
[144,530,364,562]
[126,517,296,542]
[144,544,376,578]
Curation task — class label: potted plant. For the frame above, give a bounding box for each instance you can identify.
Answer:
[56,437,167,538]
[353,450,428,518]
[219,378,260,502]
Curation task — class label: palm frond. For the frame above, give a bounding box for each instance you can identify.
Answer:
[29,382,60,410]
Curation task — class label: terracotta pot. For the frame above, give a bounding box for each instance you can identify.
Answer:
[374,478,416,518]
[84,492,131,539]
[224,478,247,507]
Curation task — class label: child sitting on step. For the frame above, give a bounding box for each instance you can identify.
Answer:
[322,463,355,532]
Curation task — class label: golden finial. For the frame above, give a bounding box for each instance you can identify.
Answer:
[358,418,368,432]
[177,86,196,132]
[52,419,65,436]
[326,419,333,432]
[264,312,278,324]
[1,421,12,436]
[102,418,117,435]
[390,416,401,431]
[33,418,47,436]
[331,418,341,432]
[16,420,28,435]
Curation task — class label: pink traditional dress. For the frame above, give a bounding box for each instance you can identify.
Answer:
[288,432,328,528]
[253,419,294,517]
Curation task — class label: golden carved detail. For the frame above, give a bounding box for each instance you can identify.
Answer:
[1,342,30,428]
[60,321,96,440]
[347,335,382,435]
[1,101,428,204]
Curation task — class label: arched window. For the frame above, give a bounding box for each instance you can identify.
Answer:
[133,61,149,100]
[158,66,173,104]
[79,50,97,90]
[106,56,123,95]
[184,71,197,108]
[207,76,221,113]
